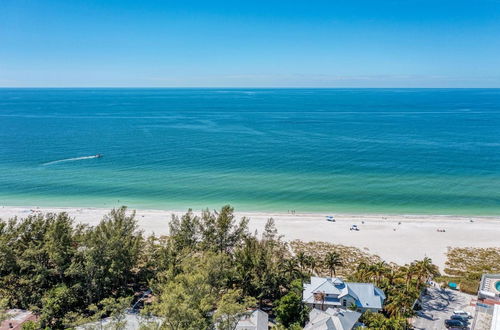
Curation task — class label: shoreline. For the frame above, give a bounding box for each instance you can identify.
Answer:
[2,202,499,218]
[1,205,500,271]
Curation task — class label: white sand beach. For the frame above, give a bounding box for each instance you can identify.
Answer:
[1,206,499,270]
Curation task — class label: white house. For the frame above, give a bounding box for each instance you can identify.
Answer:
[492,304,500,330]
[304,308,361,330]
[235,309,269,330]
[303,277,385,313]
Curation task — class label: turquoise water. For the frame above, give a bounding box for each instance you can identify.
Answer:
[0,88,499,215]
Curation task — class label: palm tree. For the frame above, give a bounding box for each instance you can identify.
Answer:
[380,267,400,288]
[413,257,439,287]
[313,291,326,310]
[282,258,302,282]
[384,294,406,318]
[385,285,419,318]
[354,261,370,282]
[385,317,408,330]
[369,261,389,286]
[306,255,317,275]
[324,251,343,277]
[397,265,415,290]
[296,251,309,272]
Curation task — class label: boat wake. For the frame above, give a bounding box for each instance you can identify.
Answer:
[42,155,102,166]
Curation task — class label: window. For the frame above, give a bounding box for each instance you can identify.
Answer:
[342,300,347,306]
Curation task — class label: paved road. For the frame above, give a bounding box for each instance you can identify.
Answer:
[413,287,475,330]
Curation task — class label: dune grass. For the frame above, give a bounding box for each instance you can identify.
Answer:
[289,240,383,277]
[439,247,500,294]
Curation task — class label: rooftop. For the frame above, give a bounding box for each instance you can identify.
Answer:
[303,276,385,310]
[76,312,162,330]
[0,309,37,330]
[492,305,500,330]
[235,309,268,330]
[479,274,500,301]
[304,308,361,330]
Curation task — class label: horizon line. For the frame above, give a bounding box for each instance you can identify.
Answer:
[1,86,500,89]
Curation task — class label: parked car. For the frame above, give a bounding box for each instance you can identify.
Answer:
[453,310,472,319]
[350,225,359,231]
[326,216,335,222]
[451,314,469,323]
[445,319,467,329]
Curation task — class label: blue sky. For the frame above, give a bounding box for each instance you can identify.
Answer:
[1,0,500,87]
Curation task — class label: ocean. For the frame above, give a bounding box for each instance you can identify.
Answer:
[0,88,499,215]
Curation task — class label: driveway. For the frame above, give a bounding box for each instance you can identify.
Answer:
[412,286,475,330]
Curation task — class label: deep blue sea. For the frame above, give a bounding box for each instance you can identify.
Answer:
[0,88,499,215]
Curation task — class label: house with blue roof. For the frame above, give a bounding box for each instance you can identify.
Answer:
[303,277,386,313]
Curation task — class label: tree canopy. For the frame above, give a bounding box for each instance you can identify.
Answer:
[0,205,440,329]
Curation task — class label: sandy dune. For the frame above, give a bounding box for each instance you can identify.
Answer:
[1,206,499,270]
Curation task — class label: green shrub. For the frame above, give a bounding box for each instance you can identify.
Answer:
[459,280,479,295]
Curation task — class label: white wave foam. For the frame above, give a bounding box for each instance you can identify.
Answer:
[42,155,100,166]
